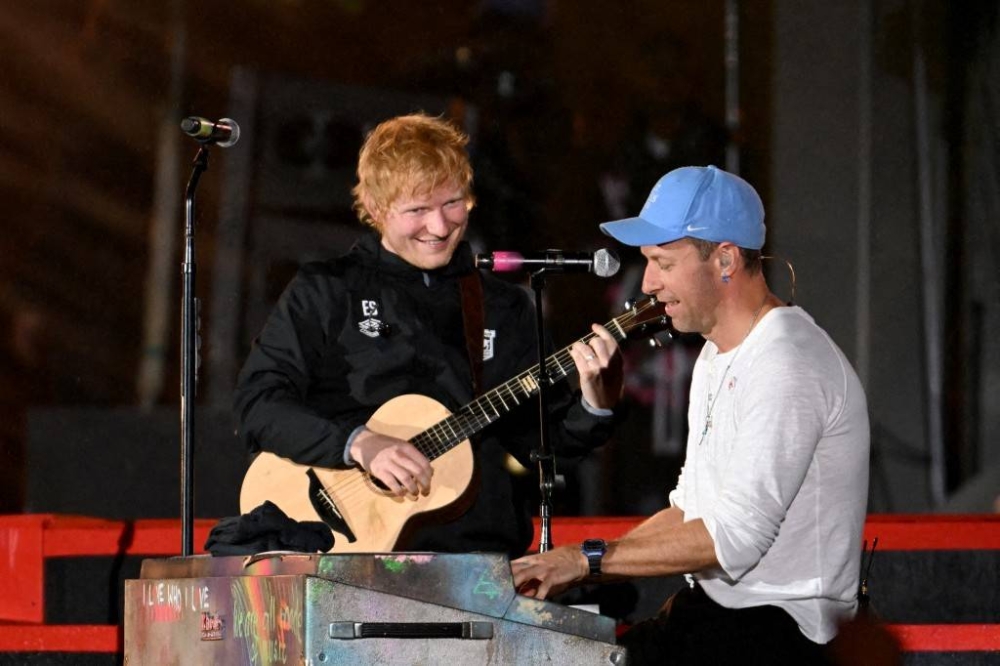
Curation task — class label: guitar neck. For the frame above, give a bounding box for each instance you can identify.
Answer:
[411,302,655,461]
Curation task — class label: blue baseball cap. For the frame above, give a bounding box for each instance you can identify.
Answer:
[600,165,765,250]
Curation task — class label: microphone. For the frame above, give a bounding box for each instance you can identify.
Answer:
[180,117,241,148]
[475,249,621,277]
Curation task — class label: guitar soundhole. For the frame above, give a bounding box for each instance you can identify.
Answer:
[306,469,357,543]
[370,475,391,493]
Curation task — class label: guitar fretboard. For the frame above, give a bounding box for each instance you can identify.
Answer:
[411,298,662,461]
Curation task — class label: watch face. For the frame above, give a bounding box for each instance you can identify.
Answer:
[582,539,606,576]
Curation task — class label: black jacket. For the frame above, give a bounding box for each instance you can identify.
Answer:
[233,233,616,556]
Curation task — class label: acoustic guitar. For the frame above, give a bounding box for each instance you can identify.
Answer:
[239,296,668,553]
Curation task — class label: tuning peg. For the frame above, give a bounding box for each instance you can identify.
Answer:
[648,328,674,348]
[623,295,656,311]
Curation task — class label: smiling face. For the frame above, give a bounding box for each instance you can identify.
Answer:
[376,181,470,270]
[640,238,722,336]
[351,114,475,268]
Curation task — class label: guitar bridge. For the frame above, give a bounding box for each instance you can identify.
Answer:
[307,468,358,543]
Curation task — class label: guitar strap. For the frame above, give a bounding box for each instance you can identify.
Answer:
[458,272,485,397]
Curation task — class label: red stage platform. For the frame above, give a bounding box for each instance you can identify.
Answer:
[1,514,999,662]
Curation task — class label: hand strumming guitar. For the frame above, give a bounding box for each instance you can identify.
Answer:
[349,428,434,498]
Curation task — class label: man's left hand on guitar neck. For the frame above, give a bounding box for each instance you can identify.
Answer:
[569,324,624,411]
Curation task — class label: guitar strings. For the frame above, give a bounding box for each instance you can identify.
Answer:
[416,300,656,460]
[343,301,656,497]
[317,300,661,505]
[419,300,657,459]
[318,334,655,507]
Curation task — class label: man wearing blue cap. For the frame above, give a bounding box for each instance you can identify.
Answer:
[512,166,870,664]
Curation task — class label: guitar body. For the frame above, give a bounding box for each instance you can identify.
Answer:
[239,394,474,553]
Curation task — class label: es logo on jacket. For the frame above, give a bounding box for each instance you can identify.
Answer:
[358,299,386,338]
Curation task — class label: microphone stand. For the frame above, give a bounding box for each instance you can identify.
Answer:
[180,145,209,556]
[529,269,560,553]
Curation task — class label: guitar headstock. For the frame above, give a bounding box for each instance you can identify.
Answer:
[619,296,674,347]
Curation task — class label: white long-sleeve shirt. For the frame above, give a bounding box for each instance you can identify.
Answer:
[669,306,870,644]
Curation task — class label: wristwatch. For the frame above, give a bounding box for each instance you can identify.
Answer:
[581,538,607,577]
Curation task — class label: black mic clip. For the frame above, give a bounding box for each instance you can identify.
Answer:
[180,117,241,148]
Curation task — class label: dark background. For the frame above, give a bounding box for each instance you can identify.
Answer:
[1,0,997,520]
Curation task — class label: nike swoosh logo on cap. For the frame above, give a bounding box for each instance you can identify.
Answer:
[685,224,708,232]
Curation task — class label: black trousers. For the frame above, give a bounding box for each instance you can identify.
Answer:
[618,584,830,666]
